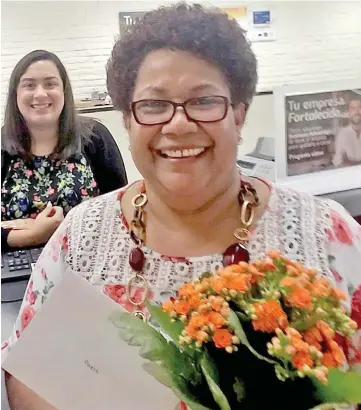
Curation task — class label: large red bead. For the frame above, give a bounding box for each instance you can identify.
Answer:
[129,247,145,272]
[222,243,250,266]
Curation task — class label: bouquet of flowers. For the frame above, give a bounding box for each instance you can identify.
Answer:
[110,251,361,410]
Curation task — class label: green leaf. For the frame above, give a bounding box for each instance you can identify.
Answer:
[228,310,277,365]
[109,311,169,361]
[146,302,194,357]
[146,302,184,342]
[200,272,213,280]
[236,311,250,322]
[144,362,212,410]
[273,258,287,273]
[144,359,202,391]
[109,311,202,384]
[165,342,202,385]
[172,376,214,410]
[233,377,245,403]
[309,403,351,410]
[312,368,361,404]
[200,353,231,410]
[142,362,173,388]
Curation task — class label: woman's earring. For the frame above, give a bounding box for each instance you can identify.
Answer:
[128,145,131,152]
[238,135,243,145]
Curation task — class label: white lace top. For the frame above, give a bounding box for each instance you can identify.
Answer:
[2,183,361,406]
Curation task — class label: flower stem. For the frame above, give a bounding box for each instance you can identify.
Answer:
[308,403,350,410]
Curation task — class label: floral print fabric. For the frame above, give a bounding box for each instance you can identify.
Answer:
[1,153,99,220]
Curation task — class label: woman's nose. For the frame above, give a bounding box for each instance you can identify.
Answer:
[161,107,198,136]
[33,85,47,98]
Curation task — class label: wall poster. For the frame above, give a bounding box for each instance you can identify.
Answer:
[285,89,361,176]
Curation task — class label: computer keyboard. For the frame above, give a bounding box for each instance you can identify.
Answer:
[1,247,44,283]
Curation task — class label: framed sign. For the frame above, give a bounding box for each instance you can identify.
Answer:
[119,8,248,33]
[253,10,271,25]
[274,80,361,195]
[119,11,147,30]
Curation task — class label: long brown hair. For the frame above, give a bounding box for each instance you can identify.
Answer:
[2,50,94,160]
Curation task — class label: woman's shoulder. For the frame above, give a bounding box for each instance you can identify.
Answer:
[269,182,361,247]
[90,119,110,134]
[82,119,112,143]
[255,183,360,273]
[268,183,332,220]
[81,120,120,157]
[270,183,346,216]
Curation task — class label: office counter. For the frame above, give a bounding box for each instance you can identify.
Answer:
[320,188,361,218]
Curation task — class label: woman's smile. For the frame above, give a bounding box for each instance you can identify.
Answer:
[155,146,211,160]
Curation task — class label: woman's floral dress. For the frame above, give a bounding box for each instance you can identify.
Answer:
[1,154,99,220]
[2,182,361,408]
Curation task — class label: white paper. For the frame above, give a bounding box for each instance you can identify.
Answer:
[2,271,180,410]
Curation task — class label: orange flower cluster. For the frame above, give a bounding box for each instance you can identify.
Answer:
[209,263,263,295]
[176,294,239,352]
[162,251,356,383]
[162,263,267,352]
[268,321,347,384]
[163,283,205,318]
[252,300,289,333]
[280,261,347,311]
[304,321,344,369]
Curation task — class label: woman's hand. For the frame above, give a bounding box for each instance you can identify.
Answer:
[6,203,64,248]
[30,202,64,243]
[2,218,36,230]
[5,373,58,410]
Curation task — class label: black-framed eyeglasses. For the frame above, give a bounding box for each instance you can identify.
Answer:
[131,95,232,126]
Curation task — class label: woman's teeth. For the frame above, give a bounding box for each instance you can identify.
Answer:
[160,147,206,158]
[31,104,50,108]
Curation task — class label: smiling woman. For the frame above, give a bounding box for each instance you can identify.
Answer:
[2,5,361,410]
[16,61,65,137]
[1,50,128,250]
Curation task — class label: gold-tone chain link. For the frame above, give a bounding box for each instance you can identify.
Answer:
[235,183,259,243]
[126,181,259,319]
[128,192,148,320]
[129,193,147,245]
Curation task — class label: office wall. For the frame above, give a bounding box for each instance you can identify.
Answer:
[1,1,360,183]
[2,0,361,112]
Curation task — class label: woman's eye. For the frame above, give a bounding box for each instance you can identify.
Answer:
[138,101,168,110]
[147,101,167,108]
[199,98,213,104]
[189,97,223,108]
[192,97,217,105]
[45,82,58,88]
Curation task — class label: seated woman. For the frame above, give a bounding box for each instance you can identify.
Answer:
[3,5,361,410]
[1,50,128,250]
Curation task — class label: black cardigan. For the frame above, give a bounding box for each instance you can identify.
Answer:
[1,121,128,193]
[1,121,128,249]
[78,121,128,194]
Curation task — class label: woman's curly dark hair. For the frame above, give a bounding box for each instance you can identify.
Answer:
[107,3,258,114]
